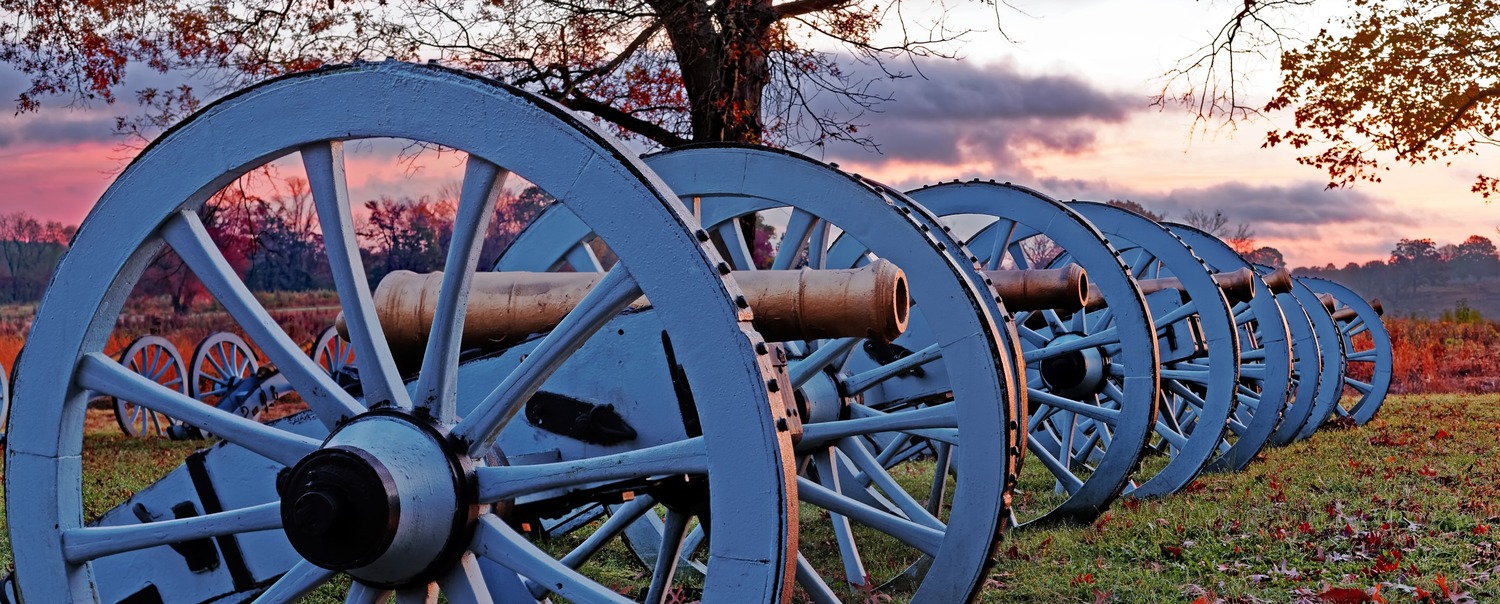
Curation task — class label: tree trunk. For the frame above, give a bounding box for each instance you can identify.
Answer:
[659,0,776,145]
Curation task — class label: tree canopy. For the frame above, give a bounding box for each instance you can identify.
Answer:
[0,0,986,149]
[1159,0,1500,198]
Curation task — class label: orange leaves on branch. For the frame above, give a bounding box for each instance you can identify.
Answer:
[1263,0,1500,196]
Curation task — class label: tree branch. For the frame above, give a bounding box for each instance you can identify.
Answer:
[546,90,691,147]
[773,0,856,19]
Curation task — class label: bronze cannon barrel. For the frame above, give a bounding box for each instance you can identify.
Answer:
[1261,267,1293,294]
[983,264,1089,312]
[340,260,910,356]
[1331,297,1383,322]
[1084,266,1258,309]
[1317,293,1337,313]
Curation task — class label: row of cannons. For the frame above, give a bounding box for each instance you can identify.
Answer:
[104,328,355,439]
[1,61,1392,603]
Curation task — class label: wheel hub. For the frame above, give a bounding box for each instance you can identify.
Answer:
[281,447,399,569]
[280,411,478,588]
[1039,333,1107,399]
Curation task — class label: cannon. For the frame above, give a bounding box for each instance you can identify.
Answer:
[112,334,189,438]
[6,61,806,602]
[903,182,1161,525]
[494,144,1022,600]
[1298,278,1393,427]
[1166,224,1293,472]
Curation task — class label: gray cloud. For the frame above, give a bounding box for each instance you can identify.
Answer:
[1035,178,1408,229]
[817,58,1144,169]
[0,111,118,148]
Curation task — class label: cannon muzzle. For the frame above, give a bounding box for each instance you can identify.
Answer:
[341,260,910,358]
[1317,293,1336,313]
[1085,267,1257,309]
[1261,267,1293,294]
[983,265,1088,312]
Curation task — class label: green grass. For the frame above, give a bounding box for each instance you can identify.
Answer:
[3,394,1497,603]
[985,394,1500,603]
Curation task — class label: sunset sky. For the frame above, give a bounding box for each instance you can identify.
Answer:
[0,0,1495,269]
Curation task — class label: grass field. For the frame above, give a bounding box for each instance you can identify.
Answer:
[1,393,1496,602]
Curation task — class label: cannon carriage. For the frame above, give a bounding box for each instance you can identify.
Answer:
[2,60,1391,603]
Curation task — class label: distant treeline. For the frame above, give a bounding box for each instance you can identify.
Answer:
[0,176,553,311]
[1292,236,1500,303]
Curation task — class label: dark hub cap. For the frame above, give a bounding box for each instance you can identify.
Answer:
[1039,332,1108,400]
[280,411,478,588]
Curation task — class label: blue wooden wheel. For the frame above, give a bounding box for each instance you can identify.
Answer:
[0,360,7,443]
[1286,278,1350,440]
[498,144,1019,602]
[189,331,259,405]
[1166,224,1294,472]
[112,334,188,438]
[906,182,1159,524]
[312,325,355,377]
[5,61,795,602]
[1253,265,1326,447]
[1297,277,1392,426]
[1065,202,1240,498]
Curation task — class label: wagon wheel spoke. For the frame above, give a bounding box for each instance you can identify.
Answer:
[794,553,844,604]
[1028,388,1121,426]
[412,156,510,424]
[549,495,658,580]
[471,515,634,604]
[1024,327,1120,363]
[78,353,318,465]
[642,508,692,604]
[796,403,958,450]
[796,477,945,556]
[302,141,411,412]
[1126,249,1157,278]
[476,438,706,503]
[986,220,1019,270]
[1345,377,1375,395]
[453,263,642,457]
[839,342,942,396]
[1015,321,1051,347]
[838,436,945,528]
[251,559,338,603]
[773,209,819,270]
[808,447,868,585]
[1023,433,1086,494]
[61,501,281,563]
[712,219,757,270]
[789,336,861,387]
[436,552,494,604]
[161,210,365,428]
